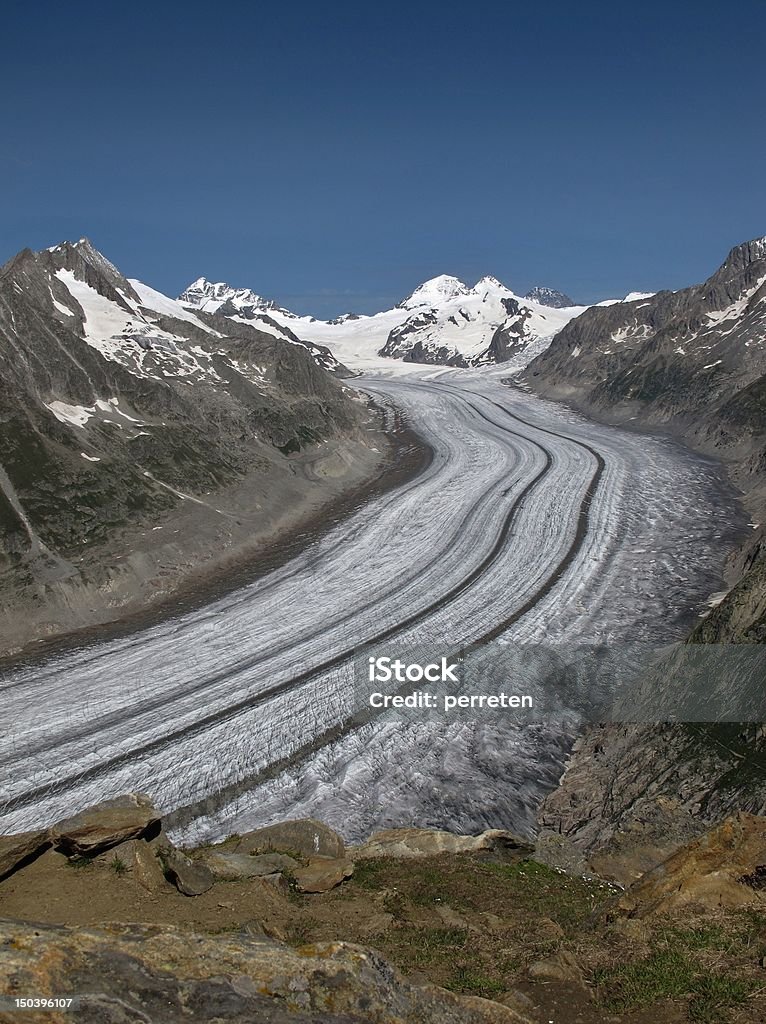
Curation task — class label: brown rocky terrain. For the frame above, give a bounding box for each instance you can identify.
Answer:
[3,796,766,1023]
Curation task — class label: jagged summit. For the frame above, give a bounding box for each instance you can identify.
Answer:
[179,276,280,314]
[524,286,576,309]
[715,235,766,280]
[40,237,140,304]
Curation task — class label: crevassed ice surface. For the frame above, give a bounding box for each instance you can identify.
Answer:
[0,370,741,842]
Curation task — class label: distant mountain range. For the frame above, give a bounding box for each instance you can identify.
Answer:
[179,273,589,369]
[3,232,765,656]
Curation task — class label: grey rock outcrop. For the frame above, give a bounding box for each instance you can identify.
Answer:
[0,829,50,880]
[293,857,354,893]
[524,286,575,308]
[351,827,533,861]
[0,918,532,1023]
[198,850,299,882]
[161,847,215,896]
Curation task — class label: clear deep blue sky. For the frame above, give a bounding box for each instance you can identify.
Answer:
[1,0,764,316]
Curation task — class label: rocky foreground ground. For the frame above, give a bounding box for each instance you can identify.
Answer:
[2,796,766,1023]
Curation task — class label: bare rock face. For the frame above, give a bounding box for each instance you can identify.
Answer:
[617,811,766,917]
[0,829,50,880]
[350,827,533,861]
[49,794,160,857]
[0,919,531,1024]
[233,818,345,860]
[536,720,766,882]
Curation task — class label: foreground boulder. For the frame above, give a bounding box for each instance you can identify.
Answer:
[198,850,299,882]
[233,817,345,860]
[350,827,534,861]
[0,919,531,1023]
[0,829,50,880]
[50,793,160,856]
[293,857,354,893]
[161,848,215,896]
[113,838,172,893]
[617,811,766,917]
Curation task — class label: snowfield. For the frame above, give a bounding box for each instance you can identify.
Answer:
[180,274,589,369]
[0,369,739,841]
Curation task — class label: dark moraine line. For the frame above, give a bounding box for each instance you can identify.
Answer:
[6,381,603,816]
[3,394,535,758]
[166,382,607,829]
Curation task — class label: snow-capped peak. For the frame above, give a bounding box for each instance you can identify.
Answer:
[179,277,277,314]
[471,275,509,295]
[398,275,471,310]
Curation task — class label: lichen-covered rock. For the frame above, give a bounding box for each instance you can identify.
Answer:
[234,818,345,860]
[0,829,50,880]
[350,827,533,861]
[49,793,160,856]
[0,919,532,1023]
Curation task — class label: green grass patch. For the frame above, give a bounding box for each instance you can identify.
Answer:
[596,932,756,1022]
[664,924,732,951]
[444,965,506,999]
[65,855,94,870]
[485,858,608,932]
[349,858,386,889]
[595,945,696,1010]
[109,855,128,876]
[688,973,753,1022]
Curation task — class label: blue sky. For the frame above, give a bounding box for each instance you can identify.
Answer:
[1,0,764,316]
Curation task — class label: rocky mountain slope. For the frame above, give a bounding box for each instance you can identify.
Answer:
[523,236,766,490]
[523,286,575,308]
[0,240,381,654]
[178,276,347,374]
[180,274,587,369]
[4,798,766,1023]
[528,236,766,861]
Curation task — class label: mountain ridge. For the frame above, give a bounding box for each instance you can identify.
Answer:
[524,234,766,868]
[0,239,384,655]
[180,272,589,369]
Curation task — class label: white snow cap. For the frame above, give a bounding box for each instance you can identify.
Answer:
[179,277,273,313]
[471,275,509,294]
[399,275,471,309]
